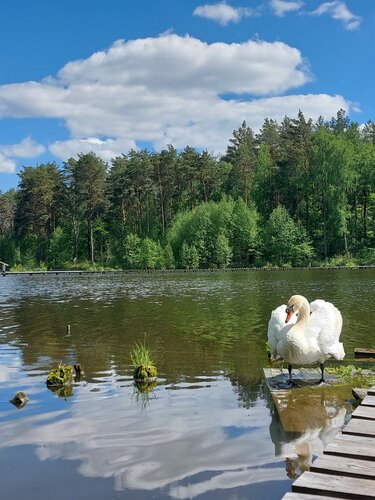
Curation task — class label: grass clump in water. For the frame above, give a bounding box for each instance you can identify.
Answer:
[130,340,157,381]
[46,362,74,386]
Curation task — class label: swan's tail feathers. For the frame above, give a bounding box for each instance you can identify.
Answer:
[328,341,345,360]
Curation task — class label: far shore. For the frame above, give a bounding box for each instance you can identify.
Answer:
[2,264,375,276]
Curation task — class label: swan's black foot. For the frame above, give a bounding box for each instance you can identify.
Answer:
[317,378,328,386]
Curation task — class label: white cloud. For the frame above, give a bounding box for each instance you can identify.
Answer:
[0,152,17,173]
[0,137,46,173]
[193,2,256,25]
[312,1,362,30]
[1,136,46,158]
[49,136,136,162]
[270,0,303,17]
[0,34,351,160]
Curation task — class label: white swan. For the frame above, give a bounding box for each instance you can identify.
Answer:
[268,295,345,384]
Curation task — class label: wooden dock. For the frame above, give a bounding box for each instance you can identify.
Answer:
[283,386,375,499]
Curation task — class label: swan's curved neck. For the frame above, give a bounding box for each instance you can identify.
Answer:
[296,301,310,324]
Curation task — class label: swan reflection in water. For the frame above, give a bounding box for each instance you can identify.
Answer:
[268,383,352,479]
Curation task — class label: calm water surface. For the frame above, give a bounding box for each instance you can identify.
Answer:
[0,269,374,499]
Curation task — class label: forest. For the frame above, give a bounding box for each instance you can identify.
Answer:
[1,109,375,270]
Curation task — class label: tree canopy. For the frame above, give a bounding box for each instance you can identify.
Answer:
[1,109,375,270]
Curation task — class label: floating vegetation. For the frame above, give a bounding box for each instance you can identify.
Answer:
[132,379,157,411]
[9,391,28,409]
[135,379,158,393]
[130,339,157,381]
[46,362,74,387]
[47,384,74,398]
[326,364,375,387]
[133,364,157,380]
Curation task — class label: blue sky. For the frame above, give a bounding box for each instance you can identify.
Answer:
[0,0,374,190]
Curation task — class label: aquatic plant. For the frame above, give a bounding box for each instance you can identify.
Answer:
[325,364,361,379]
[135,379,158,393]
[46,362,74,386]
[130,340,157,380]
[47,384,74,398]
[130,340,153,367]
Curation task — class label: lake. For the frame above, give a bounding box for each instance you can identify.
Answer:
[0,269,374,499]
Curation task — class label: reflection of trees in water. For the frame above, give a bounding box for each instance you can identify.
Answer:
[227,374,267,409]
[2,286,272,385]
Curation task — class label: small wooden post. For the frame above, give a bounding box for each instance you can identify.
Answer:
[0,261,9,276]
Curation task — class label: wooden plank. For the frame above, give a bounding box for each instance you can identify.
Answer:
[311,455,375,480]
[292,471,375,498]
[324,435,375,461]
[283,493,344,500]
[352,405,375,420]
[355,348,375,358]
[342,418,375,438]
[369,387,375,396]
[362,395,375,407]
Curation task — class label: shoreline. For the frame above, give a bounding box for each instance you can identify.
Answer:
[2,264,375,276]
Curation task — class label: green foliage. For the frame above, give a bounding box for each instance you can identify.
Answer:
[48,227,71,269]
[140,238,164,269]
[0,234,17,265]
[214,232,232,268]
[180,242,200,269]
[261,206,313,267]
[46,363,74,386]
[163,243,175,269]
[2,110,375,270]
[130,340,157,380]
[123,233,142,268]
[325,364,361,378]
[130,340,154,368]
[229,198,259,265]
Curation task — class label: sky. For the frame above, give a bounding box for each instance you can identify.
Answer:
[0,0,374,191]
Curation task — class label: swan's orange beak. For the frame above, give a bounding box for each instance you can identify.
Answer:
[285,310,294,323]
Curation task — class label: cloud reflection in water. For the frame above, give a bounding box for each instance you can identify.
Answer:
[0,377,286,497]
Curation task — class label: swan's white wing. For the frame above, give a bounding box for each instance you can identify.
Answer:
[268,304,297,355]
[307,300,345,359]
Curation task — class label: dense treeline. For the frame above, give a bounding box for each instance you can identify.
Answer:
[1,110,375,270]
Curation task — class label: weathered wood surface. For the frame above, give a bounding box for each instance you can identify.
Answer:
[352,404,375,420]
[311,455,375,480]
[362,395,375,407]
[283,493,344,500]
[323,434,375,461]
[282,386,375,499]
[292,471,375,498]
[342,418,375,438]
[353,387,369,401]
[355,348,375,359]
